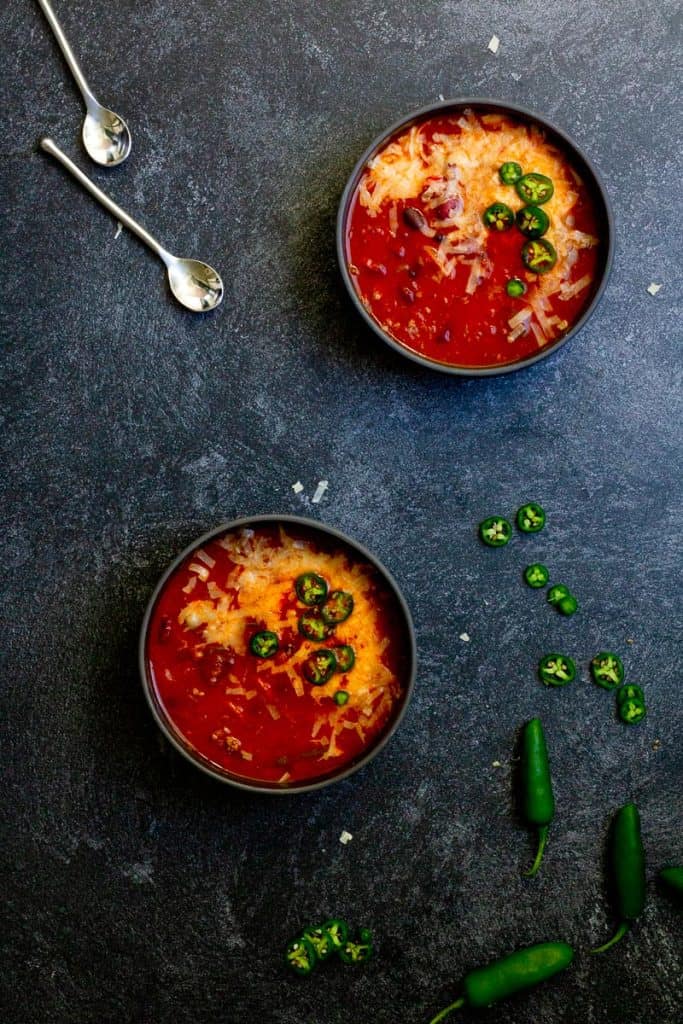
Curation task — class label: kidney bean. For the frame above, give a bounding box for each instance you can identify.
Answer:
[201,646,232,686]
[157,616,173,643]
[403,206,428,231]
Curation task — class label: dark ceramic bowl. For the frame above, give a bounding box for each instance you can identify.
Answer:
[337,97,614,376]
[139,515,416,794]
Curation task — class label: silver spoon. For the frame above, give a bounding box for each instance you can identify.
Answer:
[37,0,131,166]
[40,138,224,313]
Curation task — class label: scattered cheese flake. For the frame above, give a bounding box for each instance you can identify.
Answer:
[625,638,634,645]
[114,221,122,239]
[292,481,304,494]
[438,93,445,101]
[647,282,662,295]
[312,479,328,504]
[459,632,470,642]
[339,830,353,845]
[487,35,500,54]
[492,760,503,768]
[651,739,661,752]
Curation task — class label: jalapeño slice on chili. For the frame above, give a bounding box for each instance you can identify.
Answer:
[516,205,550,239]
[334,690,350,706]
[482,202,515,231]
[249,630,279,658]
[619,698,646,725]
[617,684,644,705]
[285,935,317,975]
[323,919,349,951]
[591,652,625,689]
[539,654,576,687]
[517,502,546,533]
[479,516,512,547]
[333,644,356,672]
[521,238,557,274]
[516,172,554,205]
[321,591,354,624]
[295,572,328,606]
[303,649,337,685]
[500,161,523,185]
[524,563,549,588]
[547,584,570,606]
[298,611,333,641]
[557,594,578,616]
[506,278,526,298]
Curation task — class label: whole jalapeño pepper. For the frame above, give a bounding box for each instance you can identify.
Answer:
[520,718,555,878]
[428,941,574,1022]
[592,802,646,953]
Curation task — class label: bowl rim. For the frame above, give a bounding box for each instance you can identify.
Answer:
[336,96,615,377]
[138,514,417,795]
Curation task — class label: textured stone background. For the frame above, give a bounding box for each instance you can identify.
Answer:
[1,1,681,1022]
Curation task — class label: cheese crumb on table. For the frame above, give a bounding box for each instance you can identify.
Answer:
[339,830,353,845]
[487,35,500,54]
[291,481,304,494]
[459,632,470,642]
[114,221,122,239]
[312,480,328,504]
[647,282,662,295]
[492,760,503,768]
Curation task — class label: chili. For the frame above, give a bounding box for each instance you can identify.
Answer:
[524,563,549,588]
[249,631,279,658]
[557,594,578,616]
[298,610,333,641]
[321,590,355,624]
[333,644,356,672]
[334,690,350,706]
[539,654,576,687]
[295,572,328,606]
[659,867,683,902]
[520,718,555,878]
[516,172,554,205]
[482,202,515,231]
[339,927,373,965]
[302,926,334,962]
[517,502,546,533]
[516,205,550,239]
[590,652,624,689]
[303,649,337,685]
[619,698,646,725]
[479,516,512,547]
[499,161,523,184]
[592,802,646,953]
[285,936,317,975]
[428,941,574,1022]
[323,918,349,951]
[522,238,557,274]
[547,584,570,606]
[616,684,644,705]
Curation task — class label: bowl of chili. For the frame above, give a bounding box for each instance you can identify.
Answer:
[337,98,614,376]
[139,515,416,794]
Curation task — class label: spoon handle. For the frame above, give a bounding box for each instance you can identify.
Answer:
[39,138,170,262]
[36,0,95,106]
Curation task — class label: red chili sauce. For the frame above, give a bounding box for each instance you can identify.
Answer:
[146,525,411,784]
[345,109,603,368]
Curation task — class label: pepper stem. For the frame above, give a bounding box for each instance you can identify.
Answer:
[428,997,466,1024]
[523,825,549,878]
[590,920,630,954]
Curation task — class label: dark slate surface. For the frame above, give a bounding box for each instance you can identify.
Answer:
[1,1,682,1021]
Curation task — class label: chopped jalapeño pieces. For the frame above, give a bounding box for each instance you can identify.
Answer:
[617,684,644,705]
[321,590,354,624]
[557,594,578,616]
[547,584,570,606]
[303,649,337,685]
[517,502,546,533]
[506,277,527,298]
[516,204,550,239]
[521,238,558,274]
[333,644,356,672]
[539,654,576,687]
[298,610,333,641]
[524,563,549,588]
[500,160,523,184]
[591,652,625,689]
[483,201,515,231]
[302,926,334,961]
[479,516,512,547]
[339,928,374,965]
[323,919,349,951]
[249,630,279,658]
[516,172,554,205]
[334,690,350,707]
[619,698,646,725]
[295,572,328,606]
[285,936,317,975]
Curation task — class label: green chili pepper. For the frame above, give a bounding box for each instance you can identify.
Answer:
[298,611,333,641]
[516,205,550,239]
[524,563,549,588]
[591,652,625,689]
[547,584,570,605]
[521,238,557,274]
[339,927,373,965]
[500,161,523,185]
[619,698,646,724]
[333,644,356,672]
[520,718,555,878]
[249,630,279,658]
[285,935,317,975]
[303,649,337,685]
[539,654,576,687]
[302,926,334,962]
[482,202,515,231]
[428,941,574,1022]
[557,594,578,616]
[479,516,512,547]
[322,918,349,951]
[506,277,526,298]
[659,867,683,903]
[334,690,350,706]
[517,502,546,533]
[616,684,644,705]
[321,590,354,624]
[295,572,328,606]
[516,172,554,205]
[592,802,646,953]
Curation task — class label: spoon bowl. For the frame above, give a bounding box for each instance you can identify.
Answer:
[166,257,224,312]
[82,105,131,166]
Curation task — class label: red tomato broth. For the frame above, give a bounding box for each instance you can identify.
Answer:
[344,110,603,368]
[146,525,411,784]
